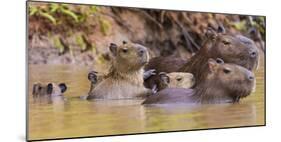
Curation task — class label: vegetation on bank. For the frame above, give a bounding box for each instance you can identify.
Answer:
[28,2,265,65]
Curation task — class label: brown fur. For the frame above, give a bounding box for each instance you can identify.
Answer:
[144,27,259,88]
[32,82,67,98]
[142,58,255,104]
[87,41,152,100]
[156,72,195,91]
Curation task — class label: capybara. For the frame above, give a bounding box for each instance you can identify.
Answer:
[87,69,156,95]
[32,82,67,98]
[142,58,255,104]
[152,72,195,92]
[87,41,153,100]
[144,26,259,88]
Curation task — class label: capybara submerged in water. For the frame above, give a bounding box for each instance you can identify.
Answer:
[152,72,195,92]
[144,26,259,88]
[87,69,156,94]
[87,42,152,100]
[32,82,67,98]
[142,58,255,104]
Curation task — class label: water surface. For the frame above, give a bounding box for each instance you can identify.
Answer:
[28,61,265,140]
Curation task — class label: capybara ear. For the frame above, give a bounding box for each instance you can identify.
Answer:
[109,43,118,56]
[159,72,170,84]
[205,27,217,40]
[217,24,226,34]
[88,71,98,83]
[47,83,53,95]
[32,83,40,95]
[215,58,224,64]
[59,83,67,93]
[208,58,219,73]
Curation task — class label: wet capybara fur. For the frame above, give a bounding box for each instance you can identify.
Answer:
[87,69,156,96]
[87,41,152,100]
[142,58,255,104]
[152,72,195,92]
[32,82,67,98]
[144,26,259,88]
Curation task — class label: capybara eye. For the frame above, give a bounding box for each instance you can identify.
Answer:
[176,78,182,81]
[216,58,224,64]
[122,48,128,53]
[123,41,127,44]
[223,68,231,74]
[222,39,231,45]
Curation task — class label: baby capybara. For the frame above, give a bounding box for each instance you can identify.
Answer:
[145,26,259,89]
[87,41,152,100]
[142,58,255,104]
[153,72,195,92]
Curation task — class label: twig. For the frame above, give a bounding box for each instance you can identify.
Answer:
[169,14,200,52]
[100,11,132,32]
[128,8,163,30]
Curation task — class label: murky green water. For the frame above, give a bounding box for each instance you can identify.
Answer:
[28,60,265,140]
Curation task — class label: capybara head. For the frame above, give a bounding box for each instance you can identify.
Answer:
[109,41,149,72]
[32,83,67,97]
[204,26,259,71]
[159,72,195,90]
[203,58,255,101]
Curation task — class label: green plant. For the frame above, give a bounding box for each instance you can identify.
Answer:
[53,36,67,55]
[29,3,103,24]
[40,11,57,25]
[99,18,111,36]
[232,20,247,31]
[76,34,90,52]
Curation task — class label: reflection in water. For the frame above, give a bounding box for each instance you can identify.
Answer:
[28,61,264,140]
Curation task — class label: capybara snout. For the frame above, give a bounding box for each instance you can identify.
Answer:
[247,73,255,81]
[135,44,149,64]
[137,45,147,57]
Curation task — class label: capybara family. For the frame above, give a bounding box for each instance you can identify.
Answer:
[87,41,152,100]
[142,58,256,104]
[144,26,259,89]
[31,26,258,105]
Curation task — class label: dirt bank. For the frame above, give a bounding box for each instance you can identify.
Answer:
[28,2,265,67]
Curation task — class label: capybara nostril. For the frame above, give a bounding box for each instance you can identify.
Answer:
[138,48,145,57]
[247,71,255,81]
[191,76,195,82]
[59,83,67,93]
[250,51,257,58]
[248,75,254,81]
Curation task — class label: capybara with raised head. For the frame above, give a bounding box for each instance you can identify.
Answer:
[87,41,152,100]
[153,72,195,92]
[144,25,259,89]
[142,58,255,104]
